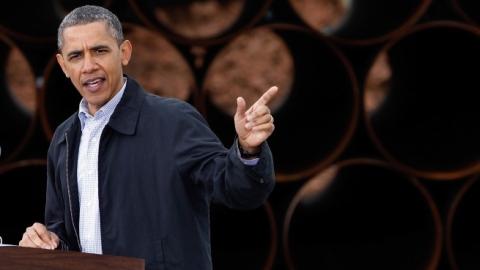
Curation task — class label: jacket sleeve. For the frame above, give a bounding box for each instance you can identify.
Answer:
[172,102,275,209]
[44,132,70,250]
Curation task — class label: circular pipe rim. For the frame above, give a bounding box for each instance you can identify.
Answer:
[363,21,480,180]
[127,0,273,47]
[282,158,443,270]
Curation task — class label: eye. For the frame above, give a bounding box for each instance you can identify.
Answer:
[68,53,80,61]
[96,48,108,54]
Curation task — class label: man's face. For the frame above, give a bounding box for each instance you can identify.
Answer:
[56,21,132,115]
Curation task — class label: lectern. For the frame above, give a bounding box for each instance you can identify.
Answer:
[0,246,144,270]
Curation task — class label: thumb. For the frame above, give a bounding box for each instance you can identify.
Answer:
[235,97,247,118]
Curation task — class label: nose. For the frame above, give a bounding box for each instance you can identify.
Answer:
[81,53,97,73]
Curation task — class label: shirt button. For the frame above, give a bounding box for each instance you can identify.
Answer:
[259,178,265,184]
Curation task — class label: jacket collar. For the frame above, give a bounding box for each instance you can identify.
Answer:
[56,75,145,145]
[107,75,145,135]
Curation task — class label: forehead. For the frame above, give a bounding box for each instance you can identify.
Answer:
[61,21,116,49]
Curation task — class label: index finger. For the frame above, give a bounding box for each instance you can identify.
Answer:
[249,86,278,112]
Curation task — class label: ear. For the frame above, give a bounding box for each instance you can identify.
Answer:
[56,53,69,78]
[120,40,132,66]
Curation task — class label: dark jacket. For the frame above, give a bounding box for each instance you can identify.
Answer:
[45,77,275,270]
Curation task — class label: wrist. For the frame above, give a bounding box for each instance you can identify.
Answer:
[238,142,260,159]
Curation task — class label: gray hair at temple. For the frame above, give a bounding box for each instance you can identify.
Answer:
[57,5,124,50]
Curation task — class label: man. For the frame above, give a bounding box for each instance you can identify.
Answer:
[19,5,277,270]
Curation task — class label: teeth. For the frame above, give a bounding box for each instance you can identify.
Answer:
[85,78,102,85]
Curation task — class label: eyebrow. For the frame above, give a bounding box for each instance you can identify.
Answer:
[90,45,110,51]
[65,45,111,58]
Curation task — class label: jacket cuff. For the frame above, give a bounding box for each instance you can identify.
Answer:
[230,139,274,185]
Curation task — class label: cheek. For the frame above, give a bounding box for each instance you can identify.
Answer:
[68,76,83,92]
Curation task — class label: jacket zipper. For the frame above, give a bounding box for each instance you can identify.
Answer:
[65,132,82,250]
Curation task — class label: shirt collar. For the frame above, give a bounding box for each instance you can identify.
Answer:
[78,78,127,130]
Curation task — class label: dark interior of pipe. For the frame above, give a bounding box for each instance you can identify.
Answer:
[452,0,480,26]
[0,163,47,244]
[286,162,439,269]
[449,178,480,270]
[210,203,275,270]
[0,1,59,39]
[368,25,480,173]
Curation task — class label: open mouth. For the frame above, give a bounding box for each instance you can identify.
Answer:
[82,77,105,92]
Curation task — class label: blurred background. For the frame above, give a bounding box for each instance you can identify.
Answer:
[1,0,480,269]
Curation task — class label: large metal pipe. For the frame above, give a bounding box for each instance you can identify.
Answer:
[0,0,112,42]
[364,21,480,180]
[202,24,359,182]
[283,159,442,270]
[287,0,431,45]
[128,0,272,46]
[0,34,37,163]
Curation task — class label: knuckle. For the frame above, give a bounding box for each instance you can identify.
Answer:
[27,228,37,239]
[53,234,59,241]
